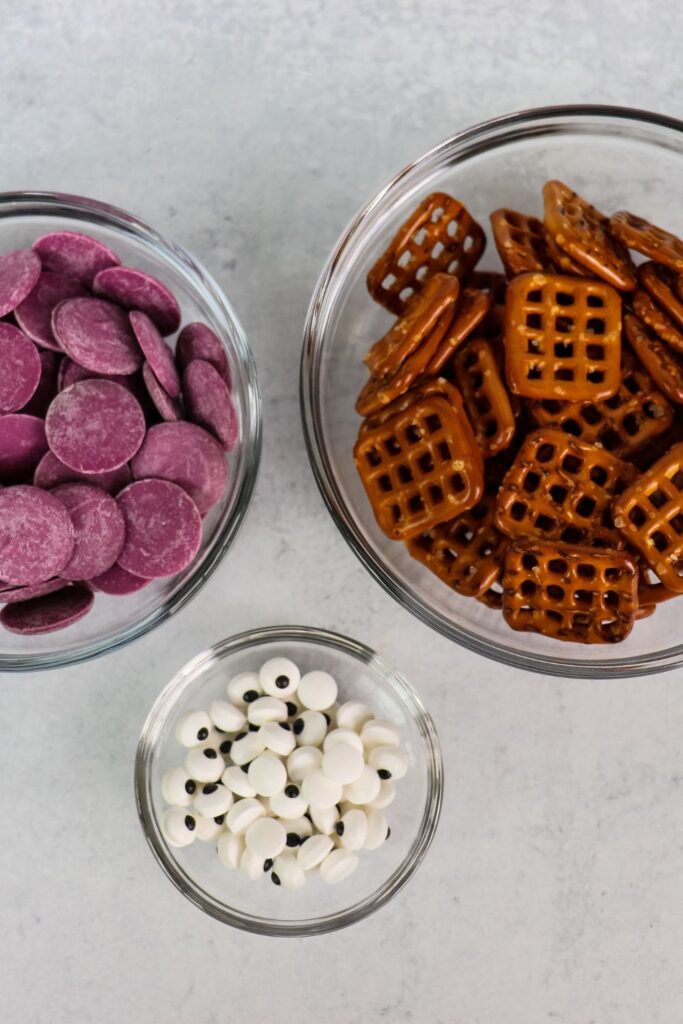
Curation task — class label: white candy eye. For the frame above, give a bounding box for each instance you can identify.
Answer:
[309,803,339,835]
[297,670,338,711]
[259,720,296,757]
[221,764,256,798]
[240,847,266,881]
[297,833,334,870]
[336,700,374,732]
[175,709,212,747]
[194,814,225,842]
[292,709,327,747]
[162,807,198,847]
[322,727,364,754]
[209,699,247,734]
[184,745,225,783]
[226,798,266,835]
[364,809,390,850]
[272,853,306,890]
[161,766,196,807]
[259,657,300,698]
[217,830,244,869]
[319,848,358,884]
[367,745,408,780]
[248,754,287,798]
[367,779,396,809]
[226,671,262,708]
[360,719,401,750]
[247,695,289,726]
[302,769,343,810]
[193,782,234,818]
[269,785,309,820]
[245,817,287,860]
[230,731,267,766]
[322,742,365,785]
[336,808,368,851]
[286,745,322,782]
[343,765,381,806]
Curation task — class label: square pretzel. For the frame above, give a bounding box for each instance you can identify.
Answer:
[407,489,509,598]
[502,539,638,644]
[451,336,516,457]
[366,192,486,316]
[504,272,622,401]
[612,441,683,593]
[354,391,483,541]
[495,428,636,547]
[490,208,554,277]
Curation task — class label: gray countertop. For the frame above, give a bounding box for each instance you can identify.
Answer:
[1,2,682,1021]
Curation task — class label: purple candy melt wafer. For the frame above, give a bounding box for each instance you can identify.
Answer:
[52,297,142,375]
[116,479,202,579]
[0,578,68,605]
[32,231,120,287]
[15,271,87,351]
[93,266,181,335]
[0,582,94,634]
[52,481,126,581]
[0,249,41,317]
[34,449,131,494]
[46,378,146,474]
[176,322,231,388]
[183,359,238,451]
[131,421,228,515]
[129,311,180,398]
[0,414,48,484]
[20,350,60,418]
[142,362,182,421]
[0,485,74,585]
[0,323,41,413]
[88,563,150,595]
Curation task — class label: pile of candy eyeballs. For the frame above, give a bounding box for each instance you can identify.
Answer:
[160,656,408,889]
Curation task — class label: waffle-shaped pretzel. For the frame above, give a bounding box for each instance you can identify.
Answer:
[477,582,504,609]
[504,272,622,401]
[502,539,638,643]
[364,273,460,378]
[612,441,683,593]
[366,193,486,315]
[425,288,491,375]
[639,262,683,331]
[354,389,483,541]
[490,209,554,277]
[495,428,636,547]
[359,377,459,433]
[632,289,683,354]
[545,230,588,277]
[543,180,636,290]
[527,348,674,458]
[407,489,509,598]
[625,312,683,404]
[451,337,516,456]
[610,211,683,273]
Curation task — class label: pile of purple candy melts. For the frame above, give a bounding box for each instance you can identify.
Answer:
[0,231,238,636]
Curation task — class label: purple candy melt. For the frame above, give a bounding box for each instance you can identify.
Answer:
[15,271,87,351]
[0,582,94,634]
[0,485,74,585]
[0,323,41,413]
[116,479,202,579]
[183,359,238,451]
[0,578,68,605]
[141,362,182,421]
[34,448,131,494]
[176,322,231,388]
[130,311,180,398]
[32,231,120,287]
[46,379,146,474]
[131,421,227,516]
[93,266,181,335]
[0,249,42,317]
[52,481,126,581]
[0,414,49,484]
[20,350,60,418]
[52,297,142,375]
[88,563,150,596]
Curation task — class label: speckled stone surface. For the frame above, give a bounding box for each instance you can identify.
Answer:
[1,2,682,1021]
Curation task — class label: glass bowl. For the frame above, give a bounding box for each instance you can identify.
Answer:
[301,105,683,678]
[134,625,443,936]
[0,191,261,672]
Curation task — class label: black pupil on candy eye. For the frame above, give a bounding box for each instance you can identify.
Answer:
[285,785,299,798]
[220,741,232,754]
[323,713,331,726]
[214,815,225,825]
[263,858,274,872]
[244,690,259,703]
[287,702,297,716]
[293,719,304,735]
[249,723,259,732]
[203,784,217,794]
[235,732,246,741]
[378,769,392,780]
[271,872,281,886]
[185,780,196,794]
[335,822,345,836]
[279,722,291,731]
[286,833,300,847]
[185,815,196,831]
[197,727,209,741]
[275,675,289,689]
[204,748,217,759]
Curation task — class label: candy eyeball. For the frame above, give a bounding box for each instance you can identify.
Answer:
[367,779,396,810]
[367,745,408,780]
[297,670,338,711]
[322,742,365,785]
[226,671,262,708]
[343,765,381,806]
[240,846,266,881]
[292,709,327,747]
[226,797,266,835]
[319,848,359,884]
[209,699,246,734]
[248,753,287,798]
[323,727,364,755]
[230,731,266,766]
[259,720,296,757]
[245,817,287,860]
[259,657,300,698]
[184,745,225,783]
[162,807,198,848]
[269,785,308,820]
[301,769,343,810]
[217,830,244,870]
[364,809,390,850]
[161,766,196,807]
[221,764,256,798]
[174,709,212,748]
[297,833,334,870]
[272,852,306,890]
[193,781,234,818]
[194,814,225,842]
[360,719,401,750]
[335,700,374,732]
[286,745,323,782]
[247,696,288,727]
[336,808,368,851]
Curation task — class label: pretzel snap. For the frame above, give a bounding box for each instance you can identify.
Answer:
[451,336,515,457]
[490,209,554,277]
[366,192,486,315]
[638,262,683,332]
[502,539,638,644]
[425,287,491,375]
[632,289,683,355]
[610,210,683,273]
[504,272,622,401]
[625,312,683,404]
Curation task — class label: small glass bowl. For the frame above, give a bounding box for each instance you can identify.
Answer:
[0,191,261,672]
[135,626,443,936]
[301,105,683,677]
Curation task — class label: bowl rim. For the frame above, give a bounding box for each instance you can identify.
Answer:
[0,190,262,672]
[134,624,444,936]
[300,104,683,679]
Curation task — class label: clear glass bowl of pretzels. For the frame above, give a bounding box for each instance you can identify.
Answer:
[302,105,683,677]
